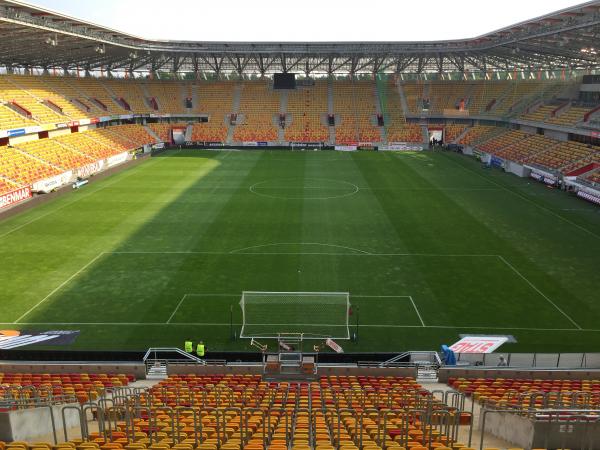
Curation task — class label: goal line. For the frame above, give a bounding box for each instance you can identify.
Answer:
[239,291,351,340]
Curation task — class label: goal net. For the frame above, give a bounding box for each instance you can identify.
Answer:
[239,291,351,339]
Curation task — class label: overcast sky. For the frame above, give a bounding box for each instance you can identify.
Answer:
[23,0,585,41]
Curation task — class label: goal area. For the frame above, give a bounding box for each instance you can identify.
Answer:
[239,291,351,340]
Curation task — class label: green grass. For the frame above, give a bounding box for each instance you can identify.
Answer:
[1,149,599,353]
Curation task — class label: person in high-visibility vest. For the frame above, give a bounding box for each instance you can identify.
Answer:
[196,341,205,358]
[184,339,193,354]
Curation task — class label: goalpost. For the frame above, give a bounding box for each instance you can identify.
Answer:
[239,291,351,340]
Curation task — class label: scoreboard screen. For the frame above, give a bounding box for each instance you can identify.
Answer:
[274,73,296,89]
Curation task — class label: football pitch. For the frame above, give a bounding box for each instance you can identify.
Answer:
[1,149,600,353]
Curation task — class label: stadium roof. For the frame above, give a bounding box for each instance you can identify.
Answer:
[1,0,600,75]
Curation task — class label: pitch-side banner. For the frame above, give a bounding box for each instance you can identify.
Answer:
[76,160,104,178]
[449,336,508,354]
[106,152,129,168]
[0,330,80,349]
[0,187,31,210]
[32,171,72,194]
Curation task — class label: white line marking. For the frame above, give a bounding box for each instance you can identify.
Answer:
[109,250,500,257]
[13,251,105,324]
[441,153,600,240]
[351,295,411,298]
[497,255,582,330]
[1,322,598,331]
[409,295,426,327]
[229,242,372,255]
[166,294,188,324]
[249,178,360,200]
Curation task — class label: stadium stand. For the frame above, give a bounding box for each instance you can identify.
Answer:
[333,81,380,144]
[443,125,467,143]
[527,140,599,169]
[381,80,422,143]
[587,170,600,184]
[476,130,527,154]
[234,82,279,143]
[448,377,600,409]
[144,81,186,114]
[0,145,62,185]
[427,82,470,113]
[0,76,66,125]
[491,134,557,163]
[400,82,424,115]
[103,79,153,114]
[0,178,21,196]
[0,372,134,406]
[14,138,94,171]
[191,82,234,142]
[284,81,328,143]
[547,105,594,127]
[147,123,187,143]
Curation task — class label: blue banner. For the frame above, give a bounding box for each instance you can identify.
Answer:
[8,128,25,137]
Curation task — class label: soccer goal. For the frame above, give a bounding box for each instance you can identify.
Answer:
[239,291,351,340]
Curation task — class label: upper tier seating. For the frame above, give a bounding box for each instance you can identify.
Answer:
[6,75,91,121]
[0,76,66,125]
[284,81,329,143]
[72,78,126,115]
[104,79,153,114]
[333,81,380,144]
[192,82,234,142]
[234,82,279,142]
[427,82,470,113]
[521,105,555,122]
[547,106,593,127]
[400,82,424,115]
[382,80,422,143]
[145,81,185,114]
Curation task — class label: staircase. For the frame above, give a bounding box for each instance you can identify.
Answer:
[185,124,193,142]
[373,83,387,143]
[146,361,168,380]
[421,82,431,113]
[227,84,243,144]
[99,80,128,111]
[144,125,161,144]
[396,80,410,116]
[143,347,206,380]
[190,83,200,111]
[452,127,471,144]
[278,90,288,144]
[421,126,429,144]
[327,78,336,145]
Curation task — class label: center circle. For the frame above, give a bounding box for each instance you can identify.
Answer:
[250,178,359,200]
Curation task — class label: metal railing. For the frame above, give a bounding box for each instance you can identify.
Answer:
[453,351,600,368]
